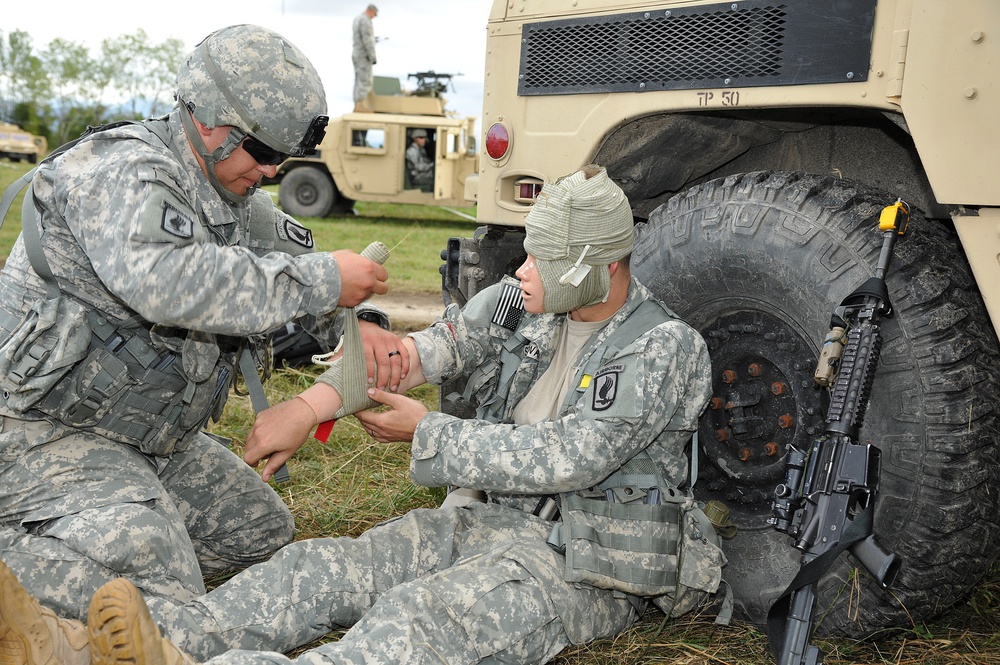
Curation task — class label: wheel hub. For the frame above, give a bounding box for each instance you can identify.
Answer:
[296,184,318,206]
[697,310,825,521]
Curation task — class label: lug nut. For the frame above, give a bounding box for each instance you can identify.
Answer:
[771,381,786,395]
[739,447,753,461]
[722,369,737,384]
[778,414,794,429]
[715,428,731,442]
[765,442,779,456]
[748,363,762,377]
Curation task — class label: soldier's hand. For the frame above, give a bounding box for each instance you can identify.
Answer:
[355,388,427,442]
[333,249,389,307]
[244,398,317,482]
[360,320,409,392]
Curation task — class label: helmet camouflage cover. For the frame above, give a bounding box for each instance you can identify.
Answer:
[176,24,328,156]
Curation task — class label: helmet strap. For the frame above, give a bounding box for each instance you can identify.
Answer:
[178,100,254,205]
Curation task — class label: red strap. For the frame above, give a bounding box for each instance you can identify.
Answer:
[314,419,336,443]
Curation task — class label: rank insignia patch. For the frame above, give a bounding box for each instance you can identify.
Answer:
[161,202,194,238]
[592,363,624,411]
[284,219,314,248]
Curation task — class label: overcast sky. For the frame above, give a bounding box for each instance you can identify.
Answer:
[4,0,494,123]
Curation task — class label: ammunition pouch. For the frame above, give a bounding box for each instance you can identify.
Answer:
[546,456,725,613]
[552,489,686,597]
[0,297,232,456]
[0,295,91,411]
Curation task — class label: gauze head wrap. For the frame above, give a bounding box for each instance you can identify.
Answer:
[523,165,633,313]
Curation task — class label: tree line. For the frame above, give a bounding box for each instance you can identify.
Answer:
[0,28,185,152]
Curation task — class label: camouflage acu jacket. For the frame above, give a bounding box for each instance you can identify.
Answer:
[0,111,347,423]
[409,276,713,513]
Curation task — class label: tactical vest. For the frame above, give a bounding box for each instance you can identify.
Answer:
[460,283,719,601]
[0,122,276,456]
[461,281,675,426]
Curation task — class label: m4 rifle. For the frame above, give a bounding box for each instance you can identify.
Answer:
[767,201,910,665]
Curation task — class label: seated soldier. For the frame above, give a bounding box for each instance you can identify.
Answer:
[405,129,434,191]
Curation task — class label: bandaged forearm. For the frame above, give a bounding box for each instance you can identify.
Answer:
[313,309,376,418]
[314,351,378,418]
[312,241,389,418]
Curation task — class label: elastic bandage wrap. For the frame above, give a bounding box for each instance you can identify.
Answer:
[523,165,634,313]
[321,241,390,418]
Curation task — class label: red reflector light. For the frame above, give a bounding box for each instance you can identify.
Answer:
[485,123,510,160]
[515,179,543,203]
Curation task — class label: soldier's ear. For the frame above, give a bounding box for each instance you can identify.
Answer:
[190,117,212,138]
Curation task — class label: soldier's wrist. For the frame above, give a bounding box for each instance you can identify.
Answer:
[296,383,341,424]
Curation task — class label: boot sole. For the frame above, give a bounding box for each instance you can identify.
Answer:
[87,578,162,665]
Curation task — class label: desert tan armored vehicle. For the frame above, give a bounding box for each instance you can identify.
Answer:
[0,122,45,164]
[443,0,1000,639]
[273,72,478,217]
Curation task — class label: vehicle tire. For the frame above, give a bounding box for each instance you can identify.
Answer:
[632,171,1000,637]
[328,195,358,217]
[279,166,337,218]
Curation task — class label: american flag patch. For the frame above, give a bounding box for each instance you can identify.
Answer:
[492,278,524,330]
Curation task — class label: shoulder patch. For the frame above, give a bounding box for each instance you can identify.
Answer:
[492,277,524,330]
[283,218,314,248]
[592,363,624,411]
[161,202,194,238]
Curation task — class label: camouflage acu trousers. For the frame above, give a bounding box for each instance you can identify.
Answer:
[352,55,373,104]
[0,414,294,622]
[151,502,640,665]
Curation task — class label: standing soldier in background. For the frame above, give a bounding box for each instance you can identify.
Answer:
[0,23,400,665]
[352,4,379,112]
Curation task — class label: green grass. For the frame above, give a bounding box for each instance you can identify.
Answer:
[5,158,1000,664]
[259,182,478,295]
[0,161,33,262]
[284,213,470,296]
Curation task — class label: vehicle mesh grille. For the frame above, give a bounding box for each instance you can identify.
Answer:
[518,0,876,95]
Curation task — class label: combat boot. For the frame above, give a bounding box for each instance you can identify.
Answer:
[0,560,89,665]
[87,578,197,665]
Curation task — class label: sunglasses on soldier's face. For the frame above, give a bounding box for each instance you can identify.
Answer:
[241,135,290,166]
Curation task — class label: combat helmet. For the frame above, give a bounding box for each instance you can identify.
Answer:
[175,24,329,202]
